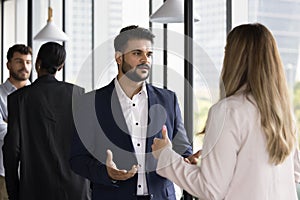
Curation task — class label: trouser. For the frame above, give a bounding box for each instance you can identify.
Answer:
[0,176,8,200]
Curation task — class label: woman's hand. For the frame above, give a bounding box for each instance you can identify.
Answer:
[152,125,172,159]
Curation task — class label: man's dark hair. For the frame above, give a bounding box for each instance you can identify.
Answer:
[37,42,66,74]
[114,25,155,52]
[6,44,32,61]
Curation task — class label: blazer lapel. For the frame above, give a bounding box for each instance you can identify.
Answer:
[145,84,166,153]
[100,80,135,152]
[145,84,168,173]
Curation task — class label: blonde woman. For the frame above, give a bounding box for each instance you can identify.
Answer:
[152,23,300,200]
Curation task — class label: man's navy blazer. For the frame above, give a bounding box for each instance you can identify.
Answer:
[70,80,192,200]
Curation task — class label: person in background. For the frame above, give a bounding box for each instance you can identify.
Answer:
[3,42,90,200]
[0,44,32,200]
[70,25,200,200]
[152,23,300,200]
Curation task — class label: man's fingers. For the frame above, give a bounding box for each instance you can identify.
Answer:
[106,149,116,168]
[124,165,138,179]
[194,149,202,158]
[128,165,138,175]
[184,158,191,164]
[186,150,202,165]
[109,165,138,181]
[109,168,127,177]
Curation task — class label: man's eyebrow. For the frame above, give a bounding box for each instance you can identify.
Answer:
[13,58,32,61]
[130,49,143,52]
[130,49,153,53]
[13,58,24,61]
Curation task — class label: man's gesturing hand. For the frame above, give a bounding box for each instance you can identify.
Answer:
[106,149,138,181]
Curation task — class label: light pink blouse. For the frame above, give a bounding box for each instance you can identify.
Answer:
[157,93,300,200]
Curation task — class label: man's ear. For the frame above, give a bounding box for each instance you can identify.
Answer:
[6,62,11,70]
[115,51,122,65]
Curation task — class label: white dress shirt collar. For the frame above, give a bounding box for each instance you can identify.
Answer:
[114,77,148,100]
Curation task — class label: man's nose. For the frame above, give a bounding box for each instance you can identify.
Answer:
[140,53,150,63]
[24,61,31,67]
[20,60,27,65]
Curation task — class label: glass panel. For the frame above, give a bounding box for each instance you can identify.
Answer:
[0,1,1,82]
[2,0,16,81]
[32,0,63,81]
[193,0,227,150]
[167,23,185,119]
[64,0,151,92]
[65,0,93,89]
[247,0,300,143]
[1,0,28,83]
[151,0,164,88]
[15,0,28,45]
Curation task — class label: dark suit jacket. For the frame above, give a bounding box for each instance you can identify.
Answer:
[3,75,91,200]
[70,80,192,200]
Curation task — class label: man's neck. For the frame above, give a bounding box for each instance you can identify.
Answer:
[8,77,28,89]
[117,75,143,99]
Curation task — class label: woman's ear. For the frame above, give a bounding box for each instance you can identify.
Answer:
[57,63,64,71]
[35,60,41,72]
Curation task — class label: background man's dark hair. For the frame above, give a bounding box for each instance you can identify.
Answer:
[37,42,66,74]
[114,25,155,52]
[6,44,32,61]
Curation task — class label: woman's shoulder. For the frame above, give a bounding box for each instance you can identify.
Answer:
[213,93,257,114]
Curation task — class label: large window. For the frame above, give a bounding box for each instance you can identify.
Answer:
[32,0,64,81]
[67,0,150,92]
[2,0,17,81]
[65,0,93,89]
[4,0,300,199]
[193,0,227,149]
[232,0,300,142]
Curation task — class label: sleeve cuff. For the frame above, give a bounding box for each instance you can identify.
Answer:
[156,147,182,174]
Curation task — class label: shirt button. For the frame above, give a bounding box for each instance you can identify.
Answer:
[136,122,139,125]
[133,103,135,106]
[138,185,141,188]
[137,143,141,147]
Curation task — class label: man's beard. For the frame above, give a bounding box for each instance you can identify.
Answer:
[121,59,150,82]
[10,69,30,81]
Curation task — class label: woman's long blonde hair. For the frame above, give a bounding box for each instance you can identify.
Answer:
[220,23,295,165]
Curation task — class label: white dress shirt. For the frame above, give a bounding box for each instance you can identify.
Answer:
[114,78,149,195]
[157,92,300,200]
[0,79,30,176]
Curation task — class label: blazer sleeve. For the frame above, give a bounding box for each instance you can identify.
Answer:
[3,94,20,200]
[69,92,117,187]
[69,130,116,186]
[171,93,193,157]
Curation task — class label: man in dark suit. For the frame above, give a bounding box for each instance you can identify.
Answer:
[70,26,199,200]
[3,42,90,200]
